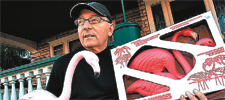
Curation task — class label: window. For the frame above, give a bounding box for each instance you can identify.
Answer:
[170,0,206,24]
[49,33,79,57]
[151,4,166,31]
[53,44,63,56]
[69,39,81,52]
[213,0,225,36]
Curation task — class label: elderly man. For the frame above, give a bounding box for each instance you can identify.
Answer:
[46,2,207,100]
[46,2,118,99]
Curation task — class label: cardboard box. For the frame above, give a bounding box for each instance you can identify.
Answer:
[111,11,225,100]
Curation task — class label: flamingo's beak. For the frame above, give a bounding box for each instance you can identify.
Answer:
[191,31,198,41]
[91,61,100,78]
[182,28,197,41]
[94,72,100,78]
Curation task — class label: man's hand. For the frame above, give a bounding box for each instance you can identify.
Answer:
[180,89,207,100]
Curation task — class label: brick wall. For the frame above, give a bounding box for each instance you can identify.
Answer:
[30,29,78,62]
[138,0,151,36]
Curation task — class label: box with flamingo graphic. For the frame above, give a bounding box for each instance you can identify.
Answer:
[111,11,225,100]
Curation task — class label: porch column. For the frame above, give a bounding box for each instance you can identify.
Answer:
[43,67,51,86]
[1,78,9,100]
[25,72,33,93]
[8,76,17,100]
[0,84,3,100]
[16,74,25,98]
[34,69,43,90]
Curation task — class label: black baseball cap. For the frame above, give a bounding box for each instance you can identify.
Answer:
[70,2,112,23]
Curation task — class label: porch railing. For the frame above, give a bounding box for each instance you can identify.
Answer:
[0,55,64,100]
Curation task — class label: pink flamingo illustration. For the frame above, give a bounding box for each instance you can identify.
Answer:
[114,46,131,67]
[213,67,225,86]
[114,47,125,65]
[121,46,131,66]
[202,54,225,80]
[19,50,100,100]
[188,71,210,90]
[189,54,225,90]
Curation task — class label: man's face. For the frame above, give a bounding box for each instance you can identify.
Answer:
[77,9,114,53]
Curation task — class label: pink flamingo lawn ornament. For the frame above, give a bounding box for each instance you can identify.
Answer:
[126,38,215,97]
[18,50,100,100]
[128,48,185,79]
[171,28,197,74]
[126,28,216,97]
[128,28,197,79]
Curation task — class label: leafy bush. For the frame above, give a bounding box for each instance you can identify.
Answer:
[0,44,30,71]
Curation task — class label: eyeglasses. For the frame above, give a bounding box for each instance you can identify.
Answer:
[75,16,110,26]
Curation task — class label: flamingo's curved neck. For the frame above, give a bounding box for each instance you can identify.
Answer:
[172,32,180,42]
[172,32,192,74]
[58,52,84,100]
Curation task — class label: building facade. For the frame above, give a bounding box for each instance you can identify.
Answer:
[1,0,225,100]
[2,0,224,63]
